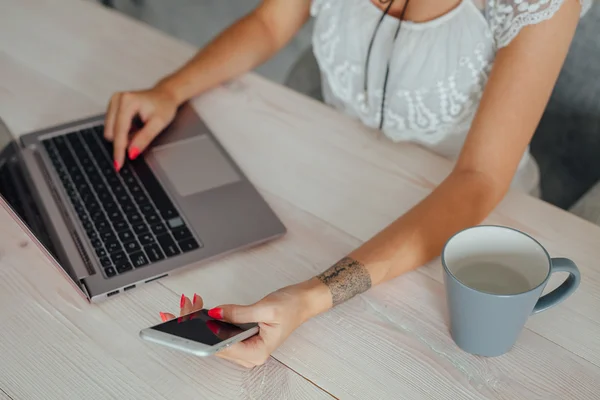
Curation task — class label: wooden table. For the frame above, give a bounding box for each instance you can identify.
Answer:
[2,1,600,399]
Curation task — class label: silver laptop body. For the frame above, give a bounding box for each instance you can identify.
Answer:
[0,103,286,302]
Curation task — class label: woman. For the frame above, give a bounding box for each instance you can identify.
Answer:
[105,0,591,368]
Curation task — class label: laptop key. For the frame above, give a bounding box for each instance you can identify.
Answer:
[145,212,160,225]
[140,203,155,215]
[130,251,149,268]
[87,230,98,240]
[124,240,141,254]
[144,244,165,263]
[118,229,135,243]
[116,262,133,274]
[91,210,106,223]
[87,201,101,213]
[151,223,167,235]
[91,238,103,249]
[157,234,180,257]
[132,192,149,204]
[179,238,200,253]
[107,175,121,187]
[127,212,142,224]
[132,222,148,235]
[103,199,118,209]
[105,266,116,277]
[83,220,94,232]
[111,251,127,265]
[105,240,122,254]
[106,209,122,221]
[74,204,86,217]
[100,230,116,242]
[97,190,112,202]
[116,193,131,204]
[138,233,155,246]
[96,247,108,258]
[113,219,129,232]
[171,226,192,241]
[121,202,137,214]
[113,185,125,196]
[95,219,111,232]
[129,184,142,194]
[99,257,112,268]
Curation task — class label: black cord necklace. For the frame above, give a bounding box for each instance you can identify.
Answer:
[363,0,411,130]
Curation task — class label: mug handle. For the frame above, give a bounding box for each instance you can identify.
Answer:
[532,258,581,314]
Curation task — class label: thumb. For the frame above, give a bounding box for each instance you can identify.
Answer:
[127,116,168,160]
[209,303,274,324]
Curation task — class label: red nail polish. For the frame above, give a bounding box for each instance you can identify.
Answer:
[180,294,186,308]
[208,308,223,319]
[206,320,220,335]
[192,293,199,305]
[113,160,120,171]
[159,312,167,322]
[128,147,140,160]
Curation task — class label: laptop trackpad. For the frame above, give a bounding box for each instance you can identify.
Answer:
[151,136,240,197]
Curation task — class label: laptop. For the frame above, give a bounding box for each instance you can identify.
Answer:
[0,103,286,302]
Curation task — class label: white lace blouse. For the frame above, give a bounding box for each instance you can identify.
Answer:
[311,0,592,195]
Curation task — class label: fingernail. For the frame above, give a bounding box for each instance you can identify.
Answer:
[159,312,167,322]
[128,147,140,160]
[192,293,199,305]
[208,307,223,319]
[180,294,186,308]
[113,160,120,171]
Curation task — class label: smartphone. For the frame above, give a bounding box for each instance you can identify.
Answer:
[139,309,259,356]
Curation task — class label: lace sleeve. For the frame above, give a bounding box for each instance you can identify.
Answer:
[310,0,328,17]
[488,0,593,49]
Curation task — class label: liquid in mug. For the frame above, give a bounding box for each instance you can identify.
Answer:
[453,262,532,295]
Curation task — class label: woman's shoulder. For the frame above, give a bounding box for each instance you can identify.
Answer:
[483,0,593,48]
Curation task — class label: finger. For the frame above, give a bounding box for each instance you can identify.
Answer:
[209,303,274,324]
[159,312,176,321]
[104,93,120,142]
[216,335,269,366]
[112,93,139,170]
[187,293,204,321]
[215,352,254,369]
[191,293,204,311]
[127,117,167,160]
[178,294,194,321]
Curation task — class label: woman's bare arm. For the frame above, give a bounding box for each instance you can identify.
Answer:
[156,0,312,104]
[106,0,311,168]
[302,0,583,314]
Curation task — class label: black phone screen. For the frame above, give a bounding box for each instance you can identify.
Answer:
[151,309,257,346]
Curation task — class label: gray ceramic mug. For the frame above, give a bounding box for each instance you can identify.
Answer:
[441,225,580,357]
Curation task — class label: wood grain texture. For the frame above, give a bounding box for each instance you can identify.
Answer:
[0,200,331,400]
[1,0,600,399]
[0,389,14,400]
[191,77,600,369]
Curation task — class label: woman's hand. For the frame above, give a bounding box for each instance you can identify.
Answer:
[104,84,179,171]
[159,282,326,368]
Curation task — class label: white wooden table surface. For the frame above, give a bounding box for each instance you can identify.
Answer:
[1,1,600,399]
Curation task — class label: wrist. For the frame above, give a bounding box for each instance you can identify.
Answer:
[155,76,186,106]
[292,277,332,323]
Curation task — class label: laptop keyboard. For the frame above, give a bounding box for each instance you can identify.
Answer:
[42,126,201,278]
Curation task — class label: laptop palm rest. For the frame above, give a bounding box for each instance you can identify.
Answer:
[150,136,240,196]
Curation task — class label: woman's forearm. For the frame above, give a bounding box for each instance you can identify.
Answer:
[299,170,506,318]
[351,170,503,283]
[157,7,308,105]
